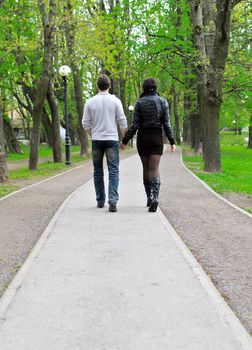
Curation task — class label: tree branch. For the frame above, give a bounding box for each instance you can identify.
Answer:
[224,81,252,94]
[161,66,185,85]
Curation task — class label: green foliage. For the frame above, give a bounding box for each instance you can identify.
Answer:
[221,1,252,130]
[0,0,251,158]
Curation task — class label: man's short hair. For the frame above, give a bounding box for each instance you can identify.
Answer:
[97,74,111,91]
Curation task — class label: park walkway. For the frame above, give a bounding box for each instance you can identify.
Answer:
[0,153,251,349]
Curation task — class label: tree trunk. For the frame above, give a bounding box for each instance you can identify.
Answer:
[65,0,89,156]
[3,118,23,154]
[47,82,63,163]
[248,116,252,149]
[191,0,233,172]
[171,85,181,145]
[119,79,127,114]
[0,104,8,182]
[68,113,78,145]
[190,0,208,154]
[190,111,201,152]
[13,91,32,140]
[183,93,192,145]
[41,107,53,147]
[29,0,56,170]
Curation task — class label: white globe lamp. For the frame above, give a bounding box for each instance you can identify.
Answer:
[59,65,71,77]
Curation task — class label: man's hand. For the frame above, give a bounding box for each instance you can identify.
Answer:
[170,144,176,153]
[120,143,127,150]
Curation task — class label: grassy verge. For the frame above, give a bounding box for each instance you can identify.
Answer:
[9,154,91,180]
[6,144,84,162]
[0,153,91,198]
[0,184,19,198]
[182,132,252,197]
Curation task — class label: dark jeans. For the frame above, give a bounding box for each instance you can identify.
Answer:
[92,140,119,205]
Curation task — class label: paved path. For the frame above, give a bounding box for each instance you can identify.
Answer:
[0,154,251,349]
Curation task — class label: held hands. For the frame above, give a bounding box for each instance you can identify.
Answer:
[170,144,176,153]
[120,143,127,150]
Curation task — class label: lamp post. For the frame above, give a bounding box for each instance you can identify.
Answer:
[59,65,72,165]
[128,105,134,147]
[233,119,237,136]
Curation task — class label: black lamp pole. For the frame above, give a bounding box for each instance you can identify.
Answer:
[63,76,71,165]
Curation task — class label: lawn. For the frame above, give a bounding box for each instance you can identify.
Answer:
[6,143,83,161]
[0,145,92,198]
[183,132,252,195]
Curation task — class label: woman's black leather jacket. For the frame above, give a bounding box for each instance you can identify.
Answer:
[122,92,175,145]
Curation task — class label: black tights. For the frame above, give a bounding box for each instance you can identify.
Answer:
[140,155,161,181]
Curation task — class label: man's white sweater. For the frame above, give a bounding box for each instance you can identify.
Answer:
[82,92,127,141]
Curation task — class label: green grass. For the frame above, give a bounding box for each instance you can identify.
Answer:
[220,130,248,146]
[0,184,19,198]
[183,141,252,195]
[6,144,86,162]
[0,152,92,198]
[9,154,91,180]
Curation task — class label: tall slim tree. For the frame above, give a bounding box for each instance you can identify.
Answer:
[64,0,89,156]
[0,0,8,182]
[0,103,8,182]
[47,79,63,163]
[29,0,56,170]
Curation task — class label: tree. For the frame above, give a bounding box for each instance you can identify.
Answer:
[221,1,252,147]
[0,0,9,182]
[29,0,57,170]
[0,103,8,182]
[190,0,245,173]
[64,0,89,156]
[47,77,63,163]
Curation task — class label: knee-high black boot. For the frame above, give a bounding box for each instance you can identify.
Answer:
[149,177,161,212]
[144,179,153,207]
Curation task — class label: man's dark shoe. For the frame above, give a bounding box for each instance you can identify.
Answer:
[109,203,117,212]
[97,202,105,208]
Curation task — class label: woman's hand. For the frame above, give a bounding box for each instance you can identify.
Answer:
[170,144,176,153]
[120,143,127,150]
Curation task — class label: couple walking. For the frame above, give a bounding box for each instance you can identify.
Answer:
[82,74,176,213]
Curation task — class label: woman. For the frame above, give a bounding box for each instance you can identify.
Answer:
[121,78,176,212]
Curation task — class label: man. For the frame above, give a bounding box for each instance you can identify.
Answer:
[82,74,127,212]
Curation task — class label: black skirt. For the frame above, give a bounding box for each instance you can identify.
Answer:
[137,129,163,156]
